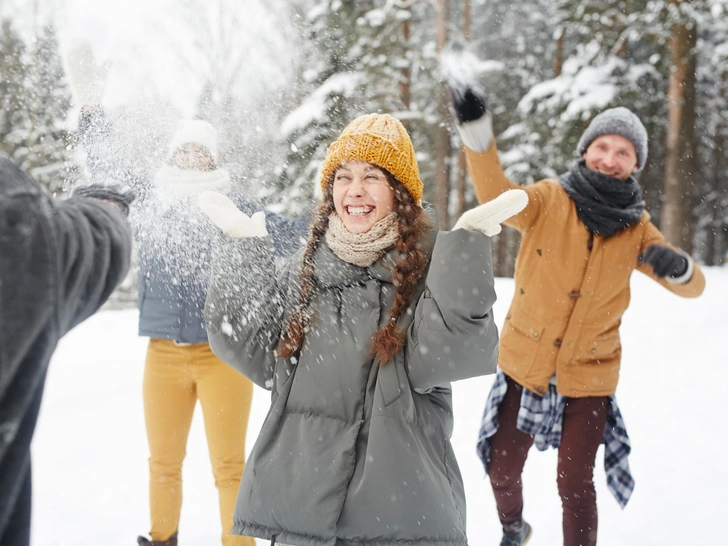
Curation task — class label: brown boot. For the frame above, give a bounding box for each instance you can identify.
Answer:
[137,533,178,546]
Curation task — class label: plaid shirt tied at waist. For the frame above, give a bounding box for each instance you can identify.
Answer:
[476,370,634,508]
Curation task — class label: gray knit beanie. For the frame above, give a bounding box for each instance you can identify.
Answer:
[577,107,648,171]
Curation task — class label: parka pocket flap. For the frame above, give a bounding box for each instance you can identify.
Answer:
[508,312,545,341]
[580,337,621,360]
[378,355,403,406]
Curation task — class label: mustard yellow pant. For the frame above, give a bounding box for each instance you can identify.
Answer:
[143,339,255,546]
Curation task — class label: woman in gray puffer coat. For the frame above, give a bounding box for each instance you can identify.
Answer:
[200,113,528,546]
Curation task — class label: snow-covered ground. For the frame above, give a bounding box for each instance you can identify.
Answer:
[32,268,727,546]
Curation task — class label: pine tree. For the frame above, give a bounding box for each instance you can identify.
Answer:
[460,0,724,271]
[449,0,557,275]
[502,0,664,181]
[0,20,28,160]
[174,0,298,200]
[1,21,78,194]
[694,0,728,263]
[273,0,418,212]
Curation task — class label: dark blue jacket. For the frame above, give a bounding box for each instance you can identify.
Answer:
[79,110,311,343]
[0,157,132,540]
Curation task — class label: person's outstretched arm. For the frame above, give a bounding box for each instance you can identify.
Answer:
[406,228,499,392]
[200,192,292,388]
[636,221,705,298]
[66,43,150,201]
[53,186,134,334]
[448,71,544,232]
[406,191,528,391]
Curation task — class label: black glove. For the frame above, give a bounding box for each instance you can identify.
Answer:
[71,184,135,217]
[449,86,488,124]
[638,245,689,278]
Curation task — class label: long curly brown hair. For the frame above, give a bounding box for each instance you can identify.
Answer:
[277,168,431,364]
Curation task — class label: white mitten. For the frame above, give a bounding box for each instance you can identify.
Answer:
[453,189,529,236]
[456,111,494,153]
[64,43,109,106]
[198,191,269,238]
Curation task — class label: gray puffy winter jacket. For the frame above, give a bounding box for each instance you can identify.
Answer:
[205,209,498,546]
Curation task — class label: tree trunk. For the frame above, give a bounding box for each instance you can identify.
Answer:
[455,0,471,221]
[708,70,727,265]
[553,27,564,78]
[505,227,520,278]
[434,0,451,229]
[456,148,467,219]
[462,0,471,39]
[491,228,520,278]
[399,17,411,132]
[662,0,697,252]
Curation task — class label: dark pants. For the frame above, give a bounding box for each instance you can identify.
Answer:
[487,375,608,546]
[0,375,45,546]
[0,467,32,546]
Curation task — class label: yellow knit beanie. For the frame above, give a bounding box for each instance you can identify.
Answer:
[319,113,423,203]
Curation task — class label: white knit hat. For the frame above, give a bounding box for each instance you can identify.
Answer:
[167,120,219,163]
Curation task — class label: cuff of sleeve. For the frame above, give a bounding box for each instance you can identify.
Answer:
[452,215,471,232]
[456,112,494,153]
[666,250,694,284]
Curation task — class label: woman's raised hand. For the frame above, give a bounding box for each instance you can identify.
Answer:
[198,191,268,238]
[452,189,528,236]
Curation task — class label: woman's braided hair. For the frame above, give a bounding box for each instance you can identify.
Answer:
[277,168,431,363]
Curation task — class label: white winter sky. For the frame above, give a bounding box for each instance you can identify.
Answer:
[2,0,294,119]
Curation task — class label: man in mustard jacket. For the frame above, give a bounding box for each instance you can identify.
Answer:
[449,86,705,546]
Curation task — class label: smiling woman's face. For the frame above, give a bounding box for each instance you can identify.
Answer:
[332,161,395,234]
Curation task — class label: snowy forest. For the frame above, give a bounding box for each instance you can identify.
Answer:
[1,0,727,277]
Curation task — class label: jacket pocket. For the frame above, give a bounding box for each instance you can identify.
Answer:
[509,311,546,342]
[378,352,405,407]
[576,336,621,363]
[500,310,545,375]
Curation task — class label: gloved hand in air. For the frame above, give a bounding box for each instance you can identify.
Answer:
[71,184,135,217]
[443,50,494,152]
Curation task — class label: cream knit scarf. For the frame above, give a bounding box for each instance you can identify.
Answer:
[325,212,399,267]
[153,164,232,197]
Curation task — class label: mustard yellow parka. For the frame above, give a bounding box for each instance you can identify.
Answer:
[465,143,705,398]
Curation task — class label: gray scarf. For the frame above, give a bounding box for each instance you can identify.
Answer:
[560,160,645,237]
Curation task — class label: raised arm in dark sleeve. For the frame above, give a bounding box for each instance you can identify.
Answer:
[50,195,133,334]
